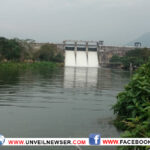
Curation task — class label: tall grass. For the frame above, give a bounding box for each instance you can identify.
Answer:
[0,62,61,72]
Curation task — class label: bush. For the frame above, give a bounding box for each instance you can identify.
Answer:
[0,37,23,61]
[35,44,64,62]
[113,60,150,150]
[110,48,150,69]
[110,55,121,63]
[0,37,64,63]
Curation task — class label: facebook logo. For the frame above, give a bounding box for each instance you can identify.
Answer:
[89,134,100,145]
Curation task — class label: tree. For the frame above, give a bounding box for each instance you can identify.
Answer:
[0,37,23,61]
[110,48,150,69]
[0,37,64,62]
[53,53,64,62]
[15,38,34,60]
[110,55,121,63]
[35,44,64,62]
[122,48,150,69]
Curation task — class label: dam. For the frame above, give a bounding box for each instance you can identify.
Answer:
[31,41,136,66]
[64,40,100,67]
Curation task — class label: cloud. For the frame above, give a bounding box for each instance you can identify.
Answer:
[0,0,150,45]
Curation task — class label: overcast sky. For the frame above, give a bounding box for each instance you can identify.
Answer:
[0,0,150,45]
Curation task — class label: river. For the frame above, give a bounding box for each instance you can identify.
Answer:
[0,67,130,150]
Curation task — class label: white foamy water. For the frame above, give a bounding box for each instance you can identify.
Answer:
[76,51,87,67]
[65,51,76,67]
[65,50,99,67]
[88,52,99,67]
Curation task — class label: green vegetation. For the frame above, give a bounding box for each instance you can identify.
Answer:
[0,62,60,72]
[113,60,150,150]
[34,44,64,62]
[110,55,121,63]
[0,62,63,85]
[110,48,150,69]
[0,37,64,63]
[0,37,23,61]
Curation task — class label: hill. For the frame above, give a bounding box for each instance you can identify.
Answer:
[127,32,150,48]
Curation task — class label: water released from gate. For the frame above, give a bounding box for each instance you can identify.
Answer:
[88,52,99,67]
[65,51,99,67]
[65,51,76,67]
[76,51,87,67]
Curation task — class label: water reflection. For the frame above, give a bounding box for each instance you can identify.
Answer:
[64,67,130,91]
[0,70,20,85]
[64,67,98,88]
[0,67,130,150]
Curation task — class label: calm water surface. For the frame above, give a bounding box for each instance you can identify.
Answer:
[0,67,130,150]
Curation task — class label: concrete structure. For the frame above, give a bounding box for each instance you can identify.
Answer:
[63,40,135,66]
[99,45,135,66]
[31,41,136,65]
[134,42,142,48]
[64,40,99,67]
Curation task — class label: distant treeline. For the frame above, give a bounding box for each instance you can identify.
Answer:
[0,37,64,62]
[110,48,150,70]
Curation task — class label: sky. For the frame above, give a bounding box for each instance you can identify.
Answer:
[0,0,150,45]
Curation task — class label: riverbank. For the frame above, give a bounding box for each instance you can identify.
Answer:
[113,61,150,150]
[0,62,64,71]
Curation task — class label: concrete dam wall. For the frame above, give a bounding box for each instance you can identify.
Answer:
[31,41,136,66]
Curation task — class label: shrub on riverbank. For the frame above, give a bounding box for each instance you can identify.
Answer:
[0,37,24,61]
[113,60,150,150]
[34,44,64,62]
[0,37,64,63]
[0,62,60,72]
[110,48,150,70]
